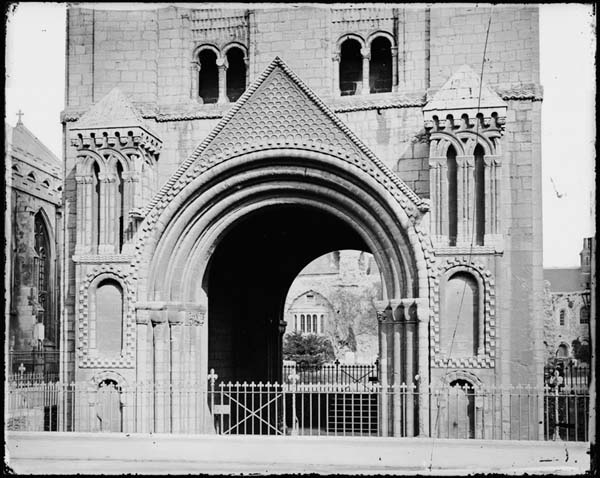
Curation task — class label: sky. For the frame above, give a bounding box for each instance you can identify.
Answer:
[4,3,596,268]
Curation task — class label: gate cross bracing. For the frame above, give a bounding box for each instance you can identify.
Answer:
[208,368,381,436]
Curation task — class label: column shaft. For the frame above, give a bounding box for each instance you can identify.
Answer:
[392,320,401,436]
[361,48,370,95]
[378,315,389,437]
[217,63,228,104]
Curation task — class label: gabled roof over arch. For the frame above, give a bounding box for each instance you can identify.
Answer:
[146,57,427,218]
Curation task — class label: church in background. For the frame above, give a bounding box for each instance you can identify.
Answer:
[5,116,63,381]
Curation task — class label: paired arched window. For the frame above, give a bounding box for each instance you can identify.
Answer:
[339,38,363,96]
[442,272,480,357]
[89,159,126,253]
[338,34,394,96]
[95,279,124,355]
[34,212,53,343]
[444,141,486,246]
[369,36,392,93]
[196,45,247,104]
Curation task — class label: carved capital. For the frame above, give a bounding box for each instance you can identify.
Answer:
[98,173,117,183]
[360,48,371,60]
[216,57,227,69]
[75,175,94,184]
[332,53,340,62]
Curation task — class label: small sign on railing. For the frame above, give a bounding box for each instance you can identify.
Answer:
[213,404,230,415]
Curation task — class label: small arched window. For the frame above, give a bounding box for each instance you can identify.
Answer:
[559,309,565,326]
[95,279,124,355]
[116,161,125,252]
[556,344,569,358]
[447,146,458,246]
[580,306,589,324]
[198,49,219,104]
[339,38,363,96]
[92,162,101,248]
[226,47,246,102]
[474,144,485,246]
[369,36,392,93]
[442,272,479,357]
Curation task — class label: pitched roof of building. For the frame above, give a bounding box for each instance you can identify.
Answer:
[544,267,582,293]
[8,122,62,178]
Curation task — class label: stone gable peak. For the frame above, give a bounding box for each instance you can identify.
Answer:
[426,65,506,111]
[73,87,148,131]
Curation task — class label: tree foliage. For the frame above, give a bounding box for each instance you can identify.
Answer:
[283,331,335,367]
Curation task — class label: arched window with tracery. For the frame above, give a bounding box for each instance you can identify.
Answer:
[34,212,53,343]
[198,49,219,104]
[339,38,363,96]
[442,271,480,357]
[226,47,246,102]
[447,145,458,246]
[369,36,392,93]
[474,144,485,245]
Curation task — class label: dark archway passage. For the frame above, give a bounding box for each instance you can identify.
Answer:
[206,204,370,384]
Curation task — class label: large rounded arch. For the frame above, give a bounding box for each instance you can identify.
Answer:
[139,149,426,305]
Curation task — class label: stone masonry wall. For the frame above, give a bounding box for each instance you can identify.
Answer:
[63,4,544,388]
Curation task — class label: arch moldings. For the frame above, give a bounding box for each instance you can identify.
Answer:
[430,258,496,368]
[135,149,431,307]
[78,264,135,369]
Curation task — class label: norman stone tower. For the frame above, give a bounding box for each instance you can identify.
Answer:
[61,4,544,436]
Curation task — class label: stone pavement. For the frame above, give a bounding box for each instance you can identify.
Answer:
[5,432,590,475]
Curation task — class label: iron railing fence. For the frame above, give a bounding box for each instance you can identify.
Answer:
[7,350,60,377]
[5,381,589,442]
[544,363,590,391]
[282,363,377,386]
[6,372,60,386]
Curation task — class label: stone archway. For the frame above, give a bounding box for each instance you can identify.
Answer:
[132,58,432,435]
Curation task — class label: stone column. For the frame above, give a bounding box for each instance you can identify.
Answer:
[404,303,416,437]
[465,156,476,244]
[136,310,150,433]
[428,158,445,242]
[456,155,468,245]
[360,47,370,95]
[392,312,402,437]
[74,175,88,254]
[169,312,184,433]
[216,57,229,105]
[391,46,399,92]
[416,298,431,437]
[152,314,170,433]
[190,60,199,100]
[332,53,340,95]
[98,173,117,254]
